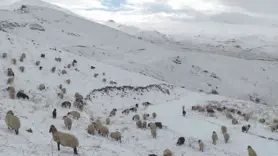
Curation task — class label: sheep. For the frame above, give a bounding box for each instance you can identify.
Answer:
[63,116,72,130]
[110,131,122,143]
[39,66,43,70]
[148,154,157,156]
[5,110,21,135]
[61,101,71,108]
[176,137,185,146]
[135,103,139,108]
[136,120,142,128]
[198,107,205,112]
[148,122,157,129]
[132,114,140,121]
[49,125,79,155]
[68,111,80,120]
[19,66,25,72]
[152,112,157,119]
[7,77,14,84]
[143,113,150,120]
[151,128,157,138]
[247,145,257,156]
[259,118,265,124]
[142,121,147,129]
[212,131,218,145]
[242,125,250,133]
[9,86,15,99]
[41,54,45,58]
[19,53,26,62]
[155,122,163,129]
[223,132,230,143]
[35,61,40,66]
[87,124,96,135]
[74,92,83,101]
[7,68,14,77]
[129,107,137,112]
[206,108,215,114]
[12,58,17,65]
[216,107,224,112]
[192,106,199,111]
[61,88,66,94]
[52,109,57,119]
[143,101,151,107]
[232,119,238,125]
[2,52,7,58]
[122,109,129,115]
[67,64,71,68]
[61,69,67,74]
[38,84,45,90]
[226,112,233,119]
[198,140,204,152]
[92,122,102,132]
[237,111,242,115]
[270,124,278,132]
[163,149,173,156]
[182,109,186,116]
[66,79,71,84]
[16,91,29,99]
[106,117,110,125]
[55,57,62,62]
[221,125,227,134]
[99,125,109,137]
[243,114,251,121]
[273,119,278,123]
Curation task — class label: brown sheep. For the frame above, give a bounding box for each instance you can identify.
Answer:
[198,140,204,152]
[136,120,142,128]
[68,111,80,119]
[163,149,173,156]
[99,125,109,137]
[110,131,122,143]
[221,125,227,134]
[63,116,72,130]
[148,122,156,130]
[87,124,96,135]
[9,86,15,99]
[49,125,79,155]
[151,128,157,138]
[247,145,257,156]
[212,131,218,145]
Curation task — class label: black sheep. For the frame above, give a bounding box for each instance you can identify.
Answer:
[16,91,29,99]
[155,122,163,129]
[242,125,251,133]
[206,108,215,113]
[176,137,185,146]
[41,54,45,58]
[129,107,137,112]
[135,103,138,108]
[52,109,56,119]
[61,101,71,108]
[122,109,129,115]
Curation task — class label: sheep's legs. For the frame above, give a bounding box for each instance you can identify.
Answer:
[73,147,78,154]
[57,142,60,150]
[15,129,19,135]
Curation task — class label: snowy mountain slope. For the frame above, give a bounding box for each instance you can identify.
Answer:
[1,0,278,107]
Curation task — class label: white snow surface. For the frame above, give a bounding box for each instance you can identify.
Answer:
[0,0,278,156]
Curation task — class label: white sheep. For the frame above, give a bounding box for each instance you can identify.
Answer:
[110,131,122,143]
[136,120,142,128]
[221,125,227,134]
[106,117,110,125]
[68,111,80,119]
[87,124,96,135]
[99,125,109,137]
[132,114,140,121]
[223,132,230,143]
[63,116,72,130]
[5,110,21,135]
[49,125,79,155]
[143,113,150,120]
[151,128,157,138]
[163,149,173,156]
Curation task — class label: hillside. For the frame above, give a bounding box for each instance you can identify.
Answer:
[0,1,278,156]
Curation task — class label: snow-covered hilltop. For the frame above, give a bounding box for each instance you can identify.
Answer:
[0,0,278,156]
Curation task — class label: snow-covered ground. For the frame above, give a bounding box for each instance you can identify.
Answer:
[0,1,278,156]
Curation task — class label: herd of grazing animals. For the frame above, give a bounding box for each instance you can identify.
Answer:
[1,52,272,156]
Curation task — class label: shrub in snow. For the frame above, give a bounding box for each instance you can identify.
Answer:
[102,72,105,76]
[55,57,61,62]
[232,119,238,125]
[66,79,71,84]
[109,81,117,85]
[58,84,63,89]
[67,64,71,68]
[19,53,26,62]
[26,128,33,133]
[61,69,67,74]
[7,77,14,84]
[91,66,95,69]
[72,59,77,66]
[57,92,64,99]
[29,23,45,31]
[41,54,45,58]
[2,53,7,58]
[102,78,107,83]
[94,73,98,78]
[51,67,56,73]
[38,84,45,91]
[12,58,16,65]
[19,66,25,72]
[39,66,42,70]
[35,61,40,66]
[211,89,218,95]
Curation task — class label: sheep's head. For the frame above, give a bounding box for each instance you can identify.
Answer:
[49,125,57,133]
[62,116,67,120]
[7,110,14,115]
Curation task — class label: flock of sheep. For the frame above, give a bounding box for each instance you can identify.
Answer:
[2,51,275,156]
